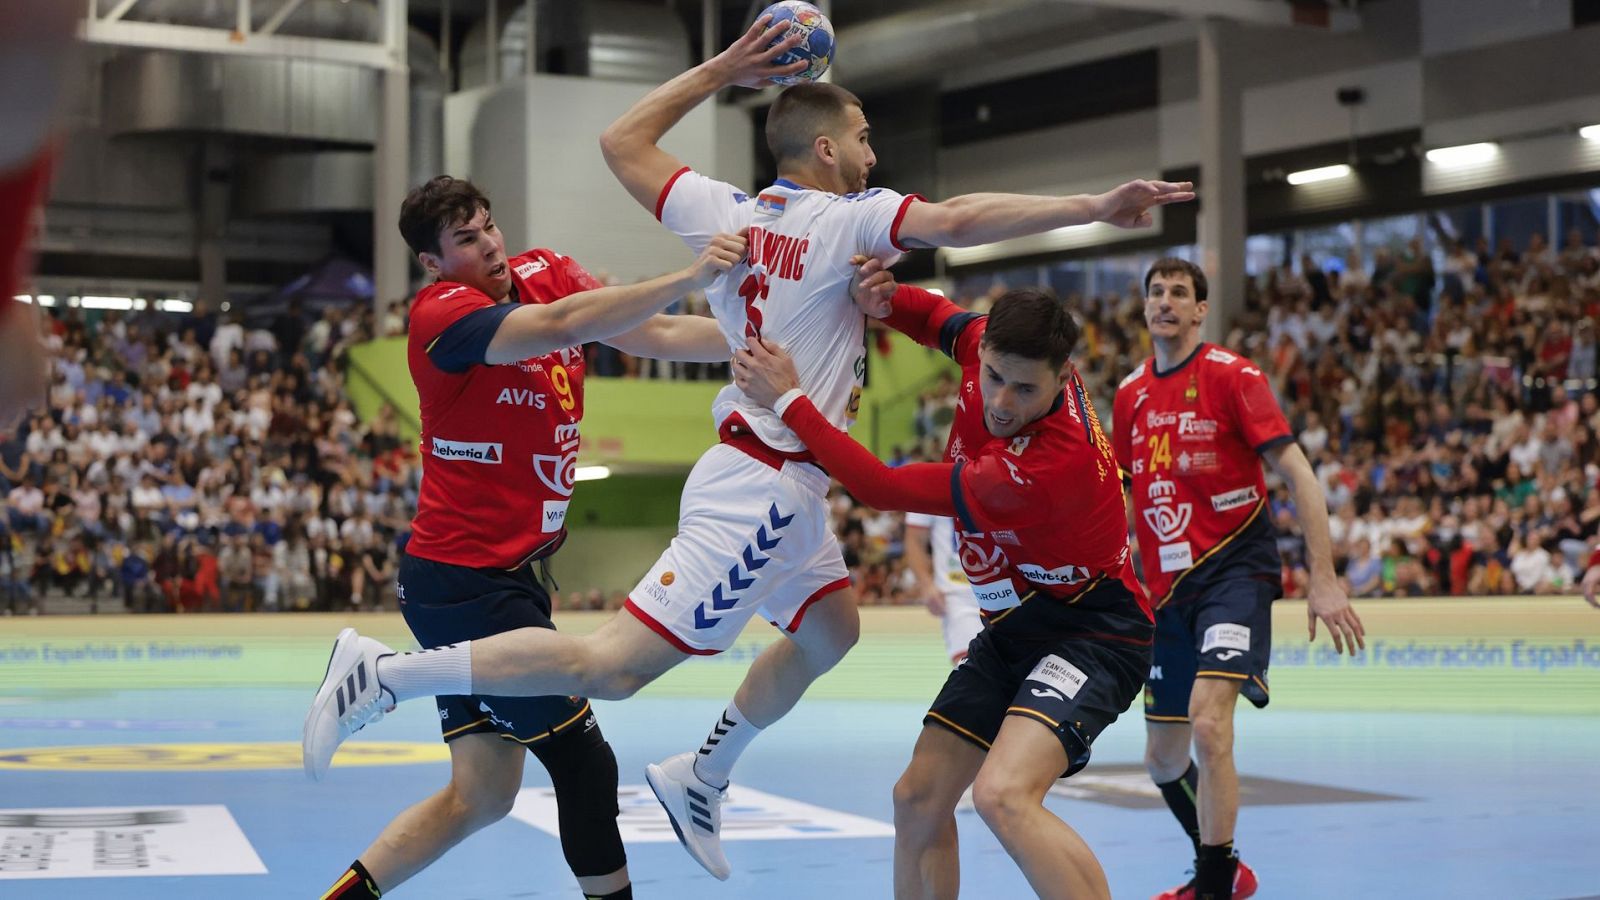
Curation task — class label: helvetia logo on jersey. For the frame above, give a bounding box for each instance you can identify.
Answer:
[432,437,504,464]
[1210,486,1259,512]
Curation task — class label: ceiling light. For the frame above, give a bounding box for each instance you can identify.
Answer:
[1425,142,1497,165]
[80,295,135,310]
[1580,124,1600,141]
[1287,164,1352,185]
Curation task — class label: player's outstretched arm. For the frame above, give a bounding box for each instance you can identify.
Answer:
[486,232,746,363]
[600,14,805,214]
[894,179,1196,249]
[604,312,730,362]
[733,335,955,515]
[1264,441,1367,655]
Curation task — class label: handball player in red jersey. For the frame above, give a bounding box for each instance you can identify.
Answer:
[312,175,746,900]
[733,267,1153,900]
[1114,257,1365,900]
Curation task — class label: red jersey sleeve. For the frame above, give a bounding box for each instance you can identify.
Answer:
[1228,363,1294,452]
[410,284,496,351]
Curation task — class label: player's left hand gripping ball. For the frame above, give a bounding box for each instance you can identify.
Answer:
[761,1,835,85]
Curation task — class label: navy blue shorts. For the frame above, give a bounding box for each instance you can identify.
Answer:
[925,579,1152,778]
[397,550,595,746]
[1144,576,1275,722]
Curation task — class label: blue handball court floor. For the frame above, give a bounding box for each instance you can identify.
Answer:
[0,602,1597,899]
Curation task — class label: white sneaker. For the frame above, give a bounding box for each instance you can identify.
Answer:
[302,627,395,782]
[645,752,731,880]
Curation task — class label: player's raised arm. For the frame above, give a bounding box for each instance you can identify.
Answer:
[599,14,806,214]
[485,232,747,363]
[894,179,1196,250]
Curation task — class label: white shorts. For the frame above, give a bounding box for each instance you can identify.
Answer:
[938,582,984,662]
[626,443,851,655]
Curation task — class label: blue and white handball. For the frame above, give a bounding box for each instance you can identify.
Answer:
[760,1,835,86]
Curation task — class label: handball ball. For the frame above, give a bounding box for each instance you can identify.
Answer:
[761,1,834,86]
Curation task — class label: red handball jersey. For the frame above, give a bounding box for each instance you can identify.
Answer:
[404,248,599,570]
[1113,342,1294,606]
[942,316,1148,625]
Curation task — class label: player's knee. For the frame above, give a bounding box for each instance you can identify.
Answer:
[892,766,937,819]
[579,667,648,700]
[445,775,519,827]
[1144,742,1189,782]
[971,775,1029,836]
[543,736,627,878]
[1189,708,1234,759]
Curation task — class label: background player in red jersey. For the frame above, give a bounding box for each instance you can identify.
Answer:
[1113,258,1365,900]
[311,176,745,900]
[0,0,76,428]
[733,270,1153,900]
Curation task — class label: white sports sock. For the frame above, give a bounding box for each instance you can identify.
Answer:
[692,701,762,789]
[377,641,473,704]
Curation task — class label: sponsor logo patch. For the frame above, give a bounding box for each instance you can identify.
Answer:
[431,437,503,464]
[1202,623,1252,654]
[1143,502,1193,543]
[541,500,568,533]
[1210,486,1260,512]
[969,579,1020,610]
[1158,542,1193,572]
[1017,563,1092,585]
[1027,654,1088,700]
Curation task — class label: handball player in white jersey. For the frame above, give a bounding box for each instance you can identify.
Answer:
[303,12,1192,882]
[905,513,984,666]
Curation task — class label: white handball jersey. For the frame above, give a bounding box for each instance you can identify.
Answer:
[904,511,966,591]
[657,168,921,453]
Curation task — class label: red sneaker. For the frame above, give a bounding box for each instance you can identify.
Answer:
[1151,860,1258,900]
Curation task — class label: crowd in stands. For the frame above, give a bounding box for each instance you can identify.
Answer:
[7,221,1599,614]
[0,299,418,614]
[931,225,1600,600]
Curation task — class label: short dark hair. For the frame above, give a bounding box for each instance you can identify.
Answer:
[765,83,862,167]
[398,176,492,256]
[1143,257,1208,301]
[980,288,1079,370]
